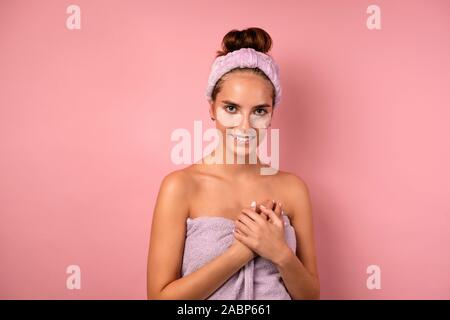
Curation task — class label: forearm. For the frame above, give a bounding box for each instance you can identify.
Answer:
[153,245,253,300]
[274,248,320,300]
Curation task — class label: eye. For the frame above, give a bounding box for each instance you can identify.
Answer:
[224,105,237,113]
[254,108,268,116]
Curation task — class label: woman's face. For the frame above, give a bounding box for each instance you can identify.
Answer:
[209,71,274,157]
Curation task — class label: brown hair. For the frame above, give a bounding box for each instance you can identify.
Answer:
[211,27,276,106]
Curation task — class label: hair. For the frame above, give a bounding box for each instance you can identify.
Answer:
[211,27,276,107]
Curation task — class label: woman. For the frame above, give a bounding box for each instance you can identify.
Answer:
[147,27,320,300]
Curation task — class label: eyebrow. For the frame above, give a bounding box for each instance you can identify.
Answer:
[221,100,272,108]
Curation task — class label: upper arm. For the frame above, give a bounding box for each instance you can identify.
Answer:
[285,174,319,280]
[146,170,191,299]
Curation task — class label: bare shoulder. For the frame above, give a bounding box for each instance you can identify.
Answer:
[274,170,310,195]
[159,168,192,196]
[274,170,312,220]
[154,167,197,222]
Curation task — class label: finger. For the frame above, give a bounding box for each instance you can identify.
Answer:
[241,208,266,225]
[257,199,274,213]
[260,210,269,221]
[235,219,252,236]
[260,204,282,226]
[235,228,258,250]
[234,229,253,247]
[242,205,257,214]
[264,199,275,209]
[274,201,282,217]
[243,206,266,224]
[270,199,277,211]
[256,200,270,221]
[235,228,249,237]
[237,212,258,231]
[250,200,271,221]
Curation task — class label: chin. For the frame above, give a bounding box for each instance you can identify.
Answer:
[228,143,259,158]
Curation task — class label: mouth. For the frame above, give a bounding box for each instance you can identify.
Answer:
[228,133,256,145]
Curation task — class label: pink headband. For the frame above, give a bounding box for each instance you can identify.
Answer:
[205,47,282,107]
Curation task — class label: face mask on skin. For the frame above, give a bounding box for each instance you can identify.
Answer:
[216,107,242,127]
[249,112,271,129]
[216,107,271,129]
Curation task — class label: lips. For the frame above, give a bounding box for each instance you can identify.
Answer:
[228,133,256,144]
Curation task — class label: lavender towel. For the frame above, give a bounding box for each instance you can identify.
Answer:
[181,213,297,300]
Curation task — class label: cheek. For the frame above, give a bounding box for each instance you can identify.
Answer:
[250,113,271,129]
[216,108,242,127]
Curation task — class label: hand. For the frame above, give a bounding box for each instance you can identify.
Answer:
[234,201,290,264]
[253,199,277,221]
[232,203,259,260]
[232,199,281,260]
[232,199,277,258]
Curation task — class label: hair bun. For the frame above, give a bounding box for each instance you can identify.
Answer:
[216,27,273,57]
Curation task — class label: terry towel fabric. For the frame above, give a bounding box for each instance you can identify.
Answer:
[181,212,297,300]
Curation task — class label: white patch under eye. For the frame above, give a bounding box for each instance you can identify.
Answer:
[249,113,271,129]
[216,107,242,127]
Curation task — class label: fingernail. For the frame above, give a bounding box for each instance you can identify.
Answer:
[250,201,256,208]
[260,204,266,209]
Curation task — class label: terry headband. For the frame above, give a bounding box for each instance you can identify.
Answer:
[205,47,282,107]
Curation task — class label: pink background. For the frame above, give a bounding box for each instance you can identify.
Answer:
[1,0,449,299]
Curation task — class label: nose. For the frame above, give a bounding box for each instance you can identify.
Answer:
[237,112,251,131]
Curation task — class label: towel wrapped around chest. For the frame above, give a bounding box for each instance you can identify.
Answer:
[181,213,297,300]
